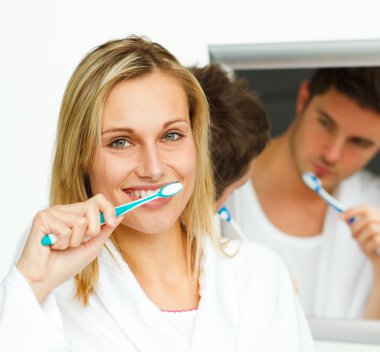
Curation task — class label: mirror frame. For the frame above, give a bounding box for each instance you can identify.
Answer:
[209,39,380,69]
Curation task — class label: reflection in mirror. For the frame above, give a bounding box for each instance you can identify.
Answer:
[209,41,380,343]
[234,68,380,173]
[232,66,380,318]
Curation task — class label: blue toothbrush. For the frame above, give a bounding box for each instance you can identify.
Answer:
[218,206,247,240]
[302,172,355,223]
[41,182,183,246]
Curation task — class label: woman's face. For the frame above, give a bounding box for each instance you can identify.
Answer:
[89,72,196,234]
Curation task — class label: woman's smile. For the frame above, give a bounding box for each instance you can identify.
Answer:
[122,182,180,210]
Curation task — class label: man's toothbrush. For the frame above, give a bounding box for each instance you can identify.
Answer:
[302,172,355,223]
[218,206,247,240]
[41,182,183,246]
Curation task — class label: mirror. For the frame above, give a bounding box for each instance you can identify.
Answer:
[209,39,380,344]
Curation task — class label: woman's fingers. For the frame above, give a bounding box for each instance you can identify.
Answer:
[43,194,117,248]
[84,201,101,237]
[17,194,122,302]
[86,194,116,227]
[33,209,71,249]
[19,213,73,282]
[36,193,121,254]
[43,209,89,248]
[54,193,116,227]
[69,216,89,248]
[81,215,125,259]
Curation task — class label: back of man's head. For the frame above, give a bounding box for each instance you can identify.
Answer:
[308,68,380,114]
[190,64,270,199]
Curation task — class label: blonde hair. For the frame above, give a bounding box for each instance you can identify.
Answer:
[50,36,216,305]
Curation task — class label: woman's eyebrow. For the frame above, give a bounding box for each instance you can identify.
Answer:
[163,118,190,128]
[102,127,133,136]
[102,118,189,135]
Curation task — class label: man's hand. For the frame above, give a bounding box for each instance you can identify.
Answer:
[342,205,380,279]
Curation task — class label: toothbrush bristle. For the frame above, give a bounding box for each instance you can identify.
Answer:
[160,182,183,197]
[302,172,322,192]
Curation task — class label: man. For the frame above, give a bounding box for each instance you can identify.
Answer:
[224,68,380,319]
[189,64,270,209]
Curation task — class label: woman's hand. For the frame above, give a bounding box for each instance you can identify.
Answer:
[16,194,123,302]
[342,205,380,279]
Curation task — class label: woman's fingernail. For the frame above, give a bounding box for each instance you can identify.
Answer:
[109,217,116,226]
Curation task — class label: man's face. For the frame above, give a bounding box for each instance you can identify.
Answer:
[290,83,380,192]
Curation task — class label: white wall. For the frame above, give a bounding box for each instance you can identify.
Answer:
[2,0,380,280]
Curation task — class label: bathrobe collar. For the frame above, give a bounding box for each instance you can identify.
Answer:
[95,237,240,351]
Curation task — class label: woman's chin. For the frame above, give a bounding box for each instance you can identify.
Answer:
[120,218,180,236]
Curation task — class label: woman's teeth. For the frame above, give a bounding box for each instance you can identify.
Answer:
[131,189,159,198]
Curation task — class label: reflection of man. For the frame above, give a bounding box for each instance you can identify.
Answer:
[224,68,380,319]
[189,64,270,210]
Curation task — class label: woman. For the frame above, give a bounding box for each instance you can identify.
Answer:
[0,36,314,351]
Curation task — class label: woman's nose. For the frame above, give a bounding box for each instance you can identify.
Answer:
[135,145,165,182]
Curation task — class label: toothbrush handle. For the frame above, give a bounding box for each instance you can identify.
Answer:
[42,193,160,245]
[115,193,159,216]
[318,189,346,212]
[318,189,356,223]
[98,193,160,225]
[230,219,248,240]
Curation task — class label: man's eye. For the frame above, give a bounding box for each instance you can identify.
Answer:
[318,118,331,128]
[164,132,181,142]
[111,138,131,148]
[351,138,372,149]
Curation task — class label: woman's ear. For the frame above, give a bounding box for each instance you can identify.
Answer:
[296,80,311,115]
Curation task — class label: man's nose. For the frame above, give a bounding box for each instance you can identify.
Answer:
[323,137,345,164]
[136,145,165,182]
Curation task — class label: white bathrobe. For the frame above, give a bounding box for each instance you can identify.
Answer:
[222,170,380,318]
[0,238,314,351]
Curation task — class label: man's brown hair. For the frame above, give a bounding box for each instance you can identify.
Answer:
[308,67,380,114]
[190,64,270,199]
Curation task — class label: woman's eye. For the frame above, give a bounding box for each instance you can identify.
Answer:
[111,138,132,148]
[164,132,181,142]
